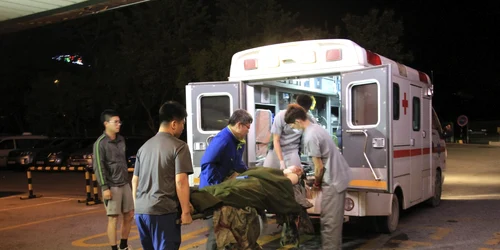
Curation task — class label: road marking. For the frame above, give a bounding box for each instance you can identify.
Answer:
[258,233,281,245]
[72,226,141,247]
[0,198,73,212]
[0,209,101,232]
[178,231,281,250]
[71,226,209,248]
[485,232,500,245]
[180,238,208,250]
[277,234,315,249]
[427,227,452,240]
[182,227,208,241]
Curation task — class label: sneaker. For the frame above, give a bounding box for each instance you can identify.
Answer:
[119,246,132,250]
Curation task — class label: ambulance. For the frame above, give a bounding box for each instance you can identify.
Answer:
[185,39,447,233]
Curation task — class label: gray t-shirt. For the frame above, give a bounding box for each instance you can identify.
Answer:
[133,132,193,215]
[271,110,317,153]
[303,123,352,193]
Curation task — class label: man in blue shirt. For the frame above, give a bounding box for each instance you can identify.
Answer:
[199,109,253,250]
[199,109,253,188]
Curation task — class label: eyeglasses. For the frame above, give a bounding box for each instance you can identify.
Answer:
[242,123,251,129]
[108,121,122,125]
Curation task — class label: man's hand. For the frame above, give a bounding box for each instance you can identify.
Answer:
[312,181,322,191]
[103,189,112,200]
[279,160,286,170]
[180,212,193,225]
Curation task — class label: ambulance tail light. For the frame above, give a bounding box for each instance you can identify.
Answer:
[345,197,354,211]
[326,49,342,62]
[366,50,382,65]
[244,59,258,70]
[418,71,429,83]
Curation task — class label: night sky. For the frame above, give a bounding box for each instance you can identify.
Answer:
[288,0,500,123]
[1,0,500,132]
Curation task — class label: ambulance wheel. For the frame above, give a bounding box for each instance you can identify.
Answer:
[376,194,400,233]
[426,170,442,207]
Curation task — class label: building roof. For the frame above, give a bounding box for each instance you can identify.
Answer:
[0,0,151,34]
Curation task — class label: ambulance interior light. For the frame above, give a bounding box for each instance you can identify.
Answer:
[366,50,382,65]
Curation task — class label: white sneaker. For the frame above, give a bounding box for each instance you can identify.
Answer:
[119,246,132,250]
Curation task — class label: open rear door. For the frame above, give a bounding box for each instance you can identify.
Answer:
[341,65,391,192]
[185,82,242,186]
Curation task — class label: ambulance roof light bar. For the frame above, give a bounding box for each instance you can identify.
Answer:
[366,50,382,65]
[326,49,342,62]
[244,58,258,70]
[418,71,429,84]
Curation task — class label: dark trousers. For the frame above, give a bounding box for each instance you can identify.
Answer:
[135,213,181,250]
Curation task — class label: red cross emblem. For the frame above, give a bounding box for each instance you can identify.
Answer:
[402,92,408,115]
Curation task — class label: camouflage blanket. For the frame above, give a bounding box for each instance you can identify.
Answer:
[201,167,302,214]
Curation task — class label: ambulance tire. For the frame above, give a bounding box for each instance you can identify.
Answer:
[376,194,400,234]
[426,171,442,207]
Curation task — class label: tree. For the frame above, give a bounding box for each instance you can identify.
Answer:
[190,0,334,81]
[25,68,100,136]
[341,9,413,64]
[112,0,210,133]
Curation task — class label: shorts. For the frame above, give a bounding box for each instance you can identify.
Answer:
[104,184,134,216]
[135,213,181,250]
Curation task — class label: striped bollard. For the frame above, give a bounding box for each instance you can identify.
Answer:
[20,168,42,200]
[86,172,102,205]
[78,170,94,204]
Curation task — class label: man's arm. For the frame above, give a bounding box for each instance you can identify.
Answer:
[270,112,286,169]
[235,144,248,173]
[176,173,191,221]
[200,138,224,185]
[311,157,325,186]
[131,175,138,206]
[131,152,141,206]
[305,132,324,186]
[92,141,110,192]
[273,134,285,161]
[176,144,194,224]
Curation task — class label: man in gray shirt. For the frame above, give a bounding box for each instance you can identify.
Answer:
[263,94,315,170]
[132,101,194,250]
[93,109,134,250]
[284,103,352,250]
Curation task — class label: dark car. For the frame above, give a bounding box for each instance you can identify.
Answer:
[67,141,95,168]
[68,136,147,170]
[7,138,57,170]
[33,138,96,166]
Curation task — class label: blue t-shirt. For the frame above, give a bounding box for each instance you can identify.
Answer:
[199,127,247,188]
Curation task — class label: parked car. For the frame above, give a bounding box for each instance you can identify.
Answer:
[6,137,54,170]
[68,136,147,170]
[67,140,95,168]
[33,137,96,166]
[0,134,49,168]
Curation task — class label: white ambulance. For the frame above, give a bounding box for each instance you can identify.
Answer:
[185,39,447,233]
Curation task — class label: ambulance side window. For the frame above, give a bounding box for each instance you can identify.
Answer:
[351,83,378,126]
[393,83,400,120]
[200,95,231,131]
[413,97,421,131]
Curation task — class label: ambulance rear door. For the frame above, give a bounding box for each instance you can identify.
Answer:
[341,65,392,192]
[185,82,243,186]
